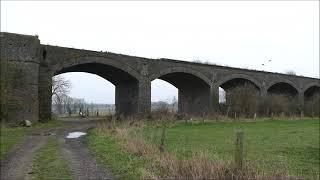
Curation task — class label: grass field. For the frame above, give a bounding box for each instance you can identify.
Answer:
[30,138,72,179]
[87,131,146,179]
[0,120,64,159]
[88,118,319,179]
[143,119,320,176]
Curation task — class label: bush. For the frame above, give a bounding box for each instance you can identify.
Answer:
[266,94,299,117]
[220,84,301,118]
[225,84,260,118]
[150,102,176,121]
[304,93,320,117]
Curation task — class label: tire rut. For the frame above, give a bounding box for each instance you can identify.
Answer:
[0,135,49,180]
[57,122,113,180]
[1,120,113,180]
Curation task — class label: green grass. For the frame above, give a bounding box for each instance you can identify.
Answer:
[30,138,72,179]
[86,130,146,180]
[0,120,64,159]
[143,119,320,177]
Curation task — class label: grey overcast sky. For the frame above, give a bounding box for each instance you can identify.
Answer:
[1,1,319,104]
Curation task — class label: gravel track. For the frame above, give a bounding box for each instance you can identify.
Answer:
[0,120,113,180]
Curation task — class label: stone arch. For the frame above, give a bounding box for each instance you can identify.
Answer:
[216,73,261,89]
[149,67,212,115]
[150,66,212,87]
[53,56,143,82]
[46,56,145,117]
[266,79,300,104]
[303,83,320,100]
[266,79,299,94]
[215,74,262,107]
[303,82,320,117]
[302,82,320,93]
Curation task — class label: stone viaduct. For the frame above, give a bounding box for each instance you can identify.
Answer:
[1,32,319,122]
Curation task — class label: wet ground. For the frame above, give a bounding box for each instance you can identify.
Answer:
[0,119,113,180]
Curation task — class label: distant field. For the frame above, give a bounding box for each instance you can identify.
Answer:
[142,119,319,177]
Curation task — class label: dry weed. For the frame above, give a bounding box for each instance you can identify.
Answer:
[95,119,311,180]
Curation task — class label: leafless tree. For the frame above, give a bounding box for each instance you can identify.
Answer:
[63,95,74,116]
[285,70,297,76]
[52,75,71,97]
[171,96,178,113]
[52,75,71,115]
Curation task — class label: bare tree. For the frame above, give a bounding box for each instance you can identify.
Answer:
[63,95,74,116]
[72,98,86,115]
[192,59,202,63]
[285,70,296,76]
[52,75,71,115]
[52,75,71,97]
[171,96,178,113]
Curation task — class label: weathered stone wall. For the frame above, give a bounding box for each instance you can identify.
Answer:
[115,81,139,116]
[0,32,41,123]
[0,33,6,121]
[1,32,319,122]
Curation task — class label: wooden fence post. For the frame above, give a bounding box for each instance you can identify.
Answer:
[235,130,244,170]
[159,123,166,153]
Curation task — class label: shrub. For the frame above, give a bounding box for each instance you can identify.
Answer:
[217,84,303,119]
[265,94,299,117]
[225,84,260,118]
[304,93,320,117]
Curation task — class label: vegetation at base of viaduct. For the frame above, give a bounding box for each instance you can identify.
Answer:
[217,84,320,118]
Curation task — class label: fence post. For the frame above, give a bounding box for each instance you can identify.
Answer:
[159,123,166,153]
[235,130,244,170]
[300,110,303,119]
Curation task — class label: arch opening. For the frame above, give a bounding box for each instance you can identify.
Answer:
[55,63,139,117]
[152,72,211,116]
[266,82,299,116]
[304,86,320,117]
[55,63,138,85]
[267,82,298,97]
[151,79,178,113]
[219,78,260,93]
[39,62,140,120]
[51,72,115,117]
[218,78,261,117]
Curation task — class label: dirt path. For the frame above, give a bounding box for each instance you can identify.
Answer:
[57,121,112,180]
[0,135,49,180]
[0,120,113,180]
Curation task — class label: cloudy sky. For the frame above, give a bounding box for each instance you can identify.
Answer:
[1,1,319,104]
